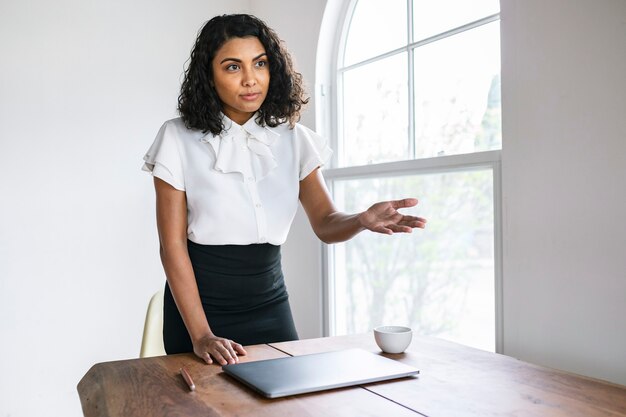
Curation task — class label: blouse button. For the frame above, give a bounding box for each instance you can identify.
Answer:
[247,177,254,182]
[255,203,262,208]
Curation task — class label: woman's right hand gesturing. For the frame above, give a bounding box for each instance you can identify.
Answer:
[193,334,247,365]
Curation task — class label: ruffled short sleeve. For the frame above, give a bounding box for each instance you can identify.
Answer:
[294,124,333,180]
[142,120,185,191]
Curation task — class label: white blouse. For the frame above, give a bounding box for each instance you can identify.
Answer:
[142,115,332,245]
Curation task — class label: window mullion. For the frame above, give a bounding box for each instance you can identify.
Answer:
[407,0,415,160]
[324,150,501,180]
[336,70,344,167]
[409,13,500,51]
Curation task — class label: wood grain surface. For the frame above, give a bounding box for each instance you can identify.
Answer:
[77,342,419,417]
[271,334,626,417]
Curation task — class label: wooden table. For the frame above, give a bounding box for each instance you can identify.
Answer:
[77,333,626,417]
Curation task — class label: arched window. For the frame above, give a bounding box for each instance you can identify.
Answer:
[320,0,502,352]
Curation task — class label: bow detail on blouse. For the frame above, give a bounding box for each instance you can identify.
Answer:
[200,115,279,181]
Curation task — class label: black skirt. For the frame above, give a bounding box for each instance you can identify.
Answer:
[163,240,299,354]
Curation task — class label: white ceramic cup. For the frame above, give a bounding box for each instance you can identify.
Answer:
[374,326,413,354]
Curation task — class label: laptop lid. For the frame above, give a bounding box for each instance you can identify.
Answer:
[222,348,419,398]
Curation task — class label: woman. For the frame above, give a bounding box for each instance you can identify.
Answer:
[142,14,426,366]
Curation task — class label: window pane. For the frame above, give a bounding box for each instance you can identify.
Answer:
[414,21,501,158]
[342,53,408,166]
[332,170,495,351]
[343,0,407,66]
[413,0,499,41]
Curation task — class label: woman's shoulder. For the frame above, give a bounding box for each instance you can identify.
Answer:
[265,121,318,138]
[159,117,194,133]
[291,122,325,144]
[158,117,209,142]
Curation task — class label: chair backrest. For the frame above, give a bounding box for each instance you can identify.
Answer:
[140,288,166,357]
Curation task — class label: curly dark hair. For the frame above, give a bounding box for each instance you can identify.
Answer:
[177,14,309,135]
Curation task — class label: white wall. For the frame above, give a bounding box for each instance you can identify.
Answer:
[500,0,626,384]
[0,1,250,416]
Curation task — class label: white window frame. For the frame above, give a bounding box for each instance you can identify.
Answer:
[316,0,503,353]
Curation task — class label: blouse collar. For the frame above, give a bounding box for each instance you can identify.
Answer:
[200,114,279,181]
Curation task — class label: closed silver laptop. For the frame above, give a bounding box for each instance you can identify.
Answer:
[222,348,419,398]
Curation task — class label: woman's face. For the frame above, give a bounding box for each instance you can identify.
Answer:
[211,36,270,125]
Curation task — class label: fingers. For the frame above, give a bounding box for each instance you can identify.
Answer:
[364,199,426,235]
[200,351,213,365]
[195,336,245,366]
[214,343,237,365]
[402,215,427,223]
[411,219,427,228]
[387,224,413,233]
[400,216,427,229]
[372,225,394,235]
[233,342,247,356]
[371,217,427,235]
[226,340,240,362]
[389,198,418,209]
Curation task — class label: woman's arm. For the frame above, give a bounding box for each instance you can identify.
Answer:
[154,177,246,365]
[298,169,427,244]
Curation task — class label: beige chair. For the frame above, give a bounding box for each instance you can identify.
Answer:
[140,288,166,357]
